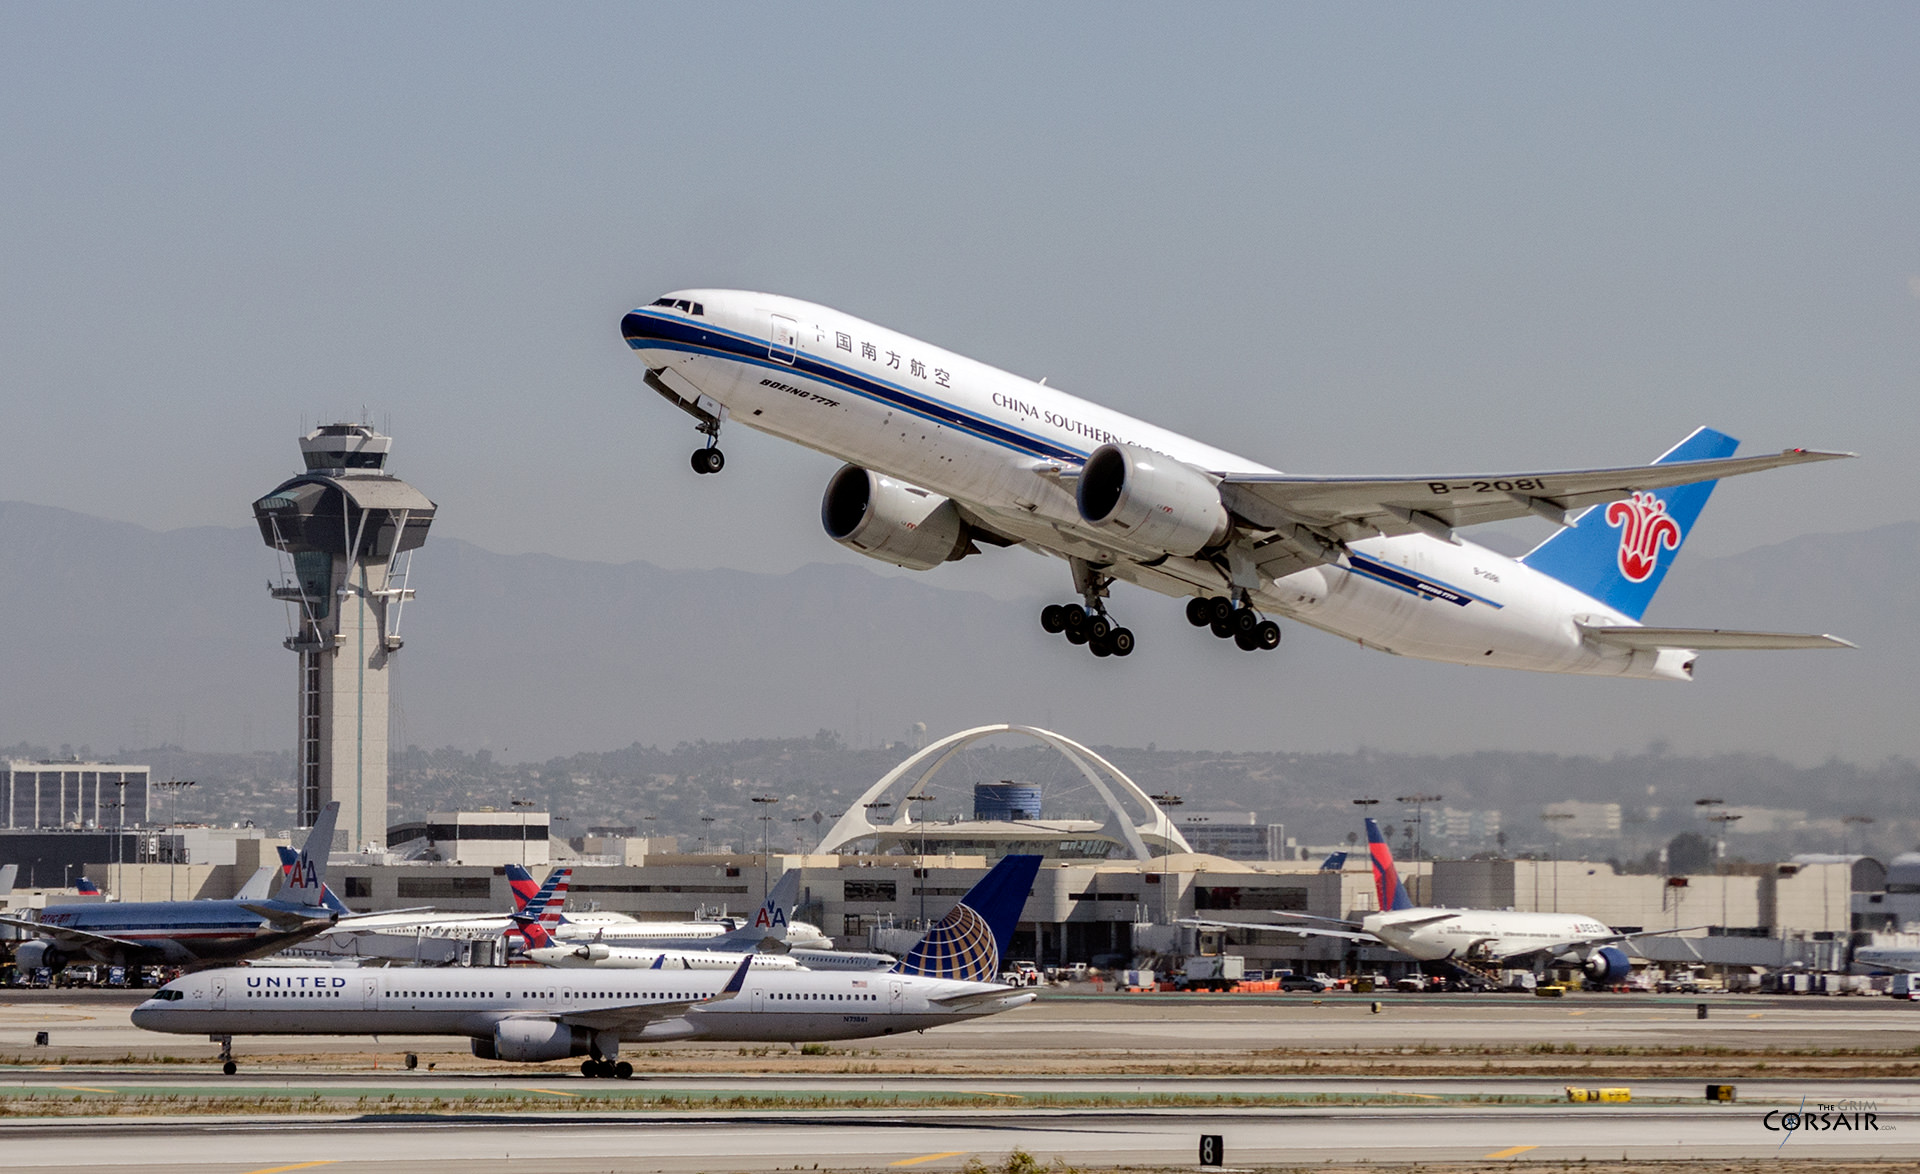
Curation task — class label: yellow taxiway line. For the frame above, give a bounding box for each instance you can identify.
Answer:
[890,1153,968,1168]
[1484,1145,1539,1159]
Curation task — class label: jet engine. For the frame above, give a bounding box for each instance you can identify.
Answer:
[474,1019,593,1062]
[821,465,973,571]
[1583,946,1631,985]
[11,941,65,973]
[1075,442,1229,556]
[575,943,611,962]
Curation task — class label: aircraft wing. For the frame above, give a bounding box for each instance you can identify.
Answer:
[1500,925,1713,964]
[0,914,143,952]
[1579,625,1855,652]
[1214,448,1851,546]
[240,902,339,932]
[1178,917,1377,943]
[560,954,753,1031]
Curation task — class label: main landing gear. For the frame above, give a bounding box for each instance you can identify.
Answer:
[214,1034,237,1075]
[1043,559,1135,658]
[581,1058,635,1079]
[1186,595,1281,653]
[1040,603,1135,657]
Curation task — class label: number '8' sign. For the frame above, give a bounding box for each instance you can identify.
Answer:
[1199,1134,1224,1166]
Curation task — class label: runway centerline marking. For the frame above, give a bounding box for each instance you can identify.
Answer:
[241,1163,336,1174]
[890,1153,968,1167]
[1484,1145,1538,1159]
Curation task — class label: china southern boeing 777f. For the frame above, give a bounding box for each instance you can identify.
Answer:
[622,292,1853,677]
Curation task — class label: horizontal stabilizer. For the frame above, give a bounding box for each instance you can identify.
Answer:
[1580,625,1856,652]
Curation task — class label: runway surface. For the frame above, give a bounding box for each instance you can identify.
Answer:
[3,990,1916,1170]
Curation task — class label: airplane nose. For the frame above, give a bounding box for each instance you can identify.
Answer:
[621,311,657,344]
[130,1005,155,1028]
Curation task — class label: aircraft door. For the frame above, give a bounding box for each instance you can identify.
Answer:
[750,988,764,1014]
[210,976,226,1011]
[889,981,903,1014]
[769,314,798,365]
[362,977,380,1011]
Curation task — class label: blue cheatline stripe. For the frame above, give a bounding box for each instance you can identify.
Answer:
[1345,553,1503,610]
[624,310,1094,464]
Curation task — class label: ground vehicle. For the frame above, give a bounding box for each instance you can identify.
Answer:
[1278,971,1333,993]
[1180,955,1246,991]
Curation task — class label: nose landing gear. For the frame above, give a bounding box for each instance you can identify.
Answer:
[1186,595,1281,652]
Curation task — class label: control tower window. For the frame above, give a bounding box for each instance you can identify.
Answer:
[303,451,387,470]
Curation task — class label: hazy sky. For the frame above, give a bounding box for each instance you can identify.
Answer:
[4,6,1916,592]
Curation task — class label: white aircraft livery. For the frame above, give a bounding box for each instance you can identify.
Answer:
[622,292,1852,676]
[1191,819,1681,985]
[133,855,1042,1078]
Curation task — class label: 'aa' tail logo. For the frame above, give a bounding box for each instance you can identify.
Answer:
[754,906,788,931]
[1606,492,1682,583]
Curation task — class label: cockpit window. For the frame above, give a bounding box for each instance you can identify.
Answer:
[151,988,185,1002]
[647,297,705,317]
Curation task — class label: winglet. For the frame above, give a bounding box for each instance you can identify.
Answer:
[706,954,754,1003]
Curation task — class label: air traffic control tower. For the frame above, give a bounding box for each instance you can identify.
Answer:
[253,425,435,851]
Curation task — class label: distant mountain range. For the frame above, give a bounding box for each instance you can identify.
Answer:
[0,500,1911,764]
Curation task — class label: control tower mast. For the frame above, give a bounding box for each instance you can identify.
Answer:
[252,425,436,850]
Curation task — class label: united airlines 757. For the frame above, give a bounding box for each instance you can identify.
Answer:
[622,292,1852,676]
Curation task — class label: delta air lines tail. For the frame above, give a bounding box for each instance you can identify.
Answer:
[1365,818,1415,911]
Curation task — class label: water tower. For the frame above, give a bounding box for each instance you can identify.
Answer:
[252,424,435,850]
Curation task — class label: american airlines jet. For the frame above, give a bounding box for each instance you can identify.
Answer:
[133,854,1041,1078]
[622,292,1851,675]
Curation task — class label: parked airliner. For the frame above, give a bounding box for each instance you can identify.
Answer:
[623,292,1851,673]
[0,804,349,972]
[132,855,1042,1077]
[1189,819,1678,985]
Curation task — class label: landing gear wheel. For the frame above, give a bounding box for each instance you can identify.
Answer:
[1209,615,1235,639]
[1060,604,1087,631]
[1089,637,1112,657]
[1109,627,1135,657]
[1040,604,1068,634]
[1185,598,1212,627]
[1234,628,1260,652]
[1256,620,1282,650]
[1207,596,1235,624]
[222,1060,237,1076]
[1086,615,1112,641]
[1233,607,1260,635]
[614,1061,634,1080]
[1065,625,1090,646]
[691,447,725,474]
[582,1059,598,1078]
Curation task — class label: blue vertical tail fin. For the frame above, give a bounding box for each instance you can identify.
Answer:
[1365,818,1414,911]
[890,854,1041,982]
[1520,427,1738,621]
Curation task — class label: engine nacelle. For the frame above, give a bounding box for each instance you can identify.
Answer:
[1075,443,1229,556]
[1583,946,1631,985]
[11,941,64,973]
[821,465,972,571]
[577,943,611,962]
[483,1018,593,1063]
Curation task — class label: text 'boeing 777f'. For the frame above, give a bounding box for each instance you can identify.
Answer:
[622,291,1853,676]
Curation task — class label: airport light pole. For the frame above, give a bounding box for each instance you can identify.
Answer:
[1149,793,1183,923]
[1706,811,1743,930]
[700,815,716,853]
[1396,792,1442,876]
[752,795,780,902]
[1540,811,1574,912]
[154,779,195,901]
[1843,814,1875,859]
[511,797,535,868]
[906,791,934,928]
